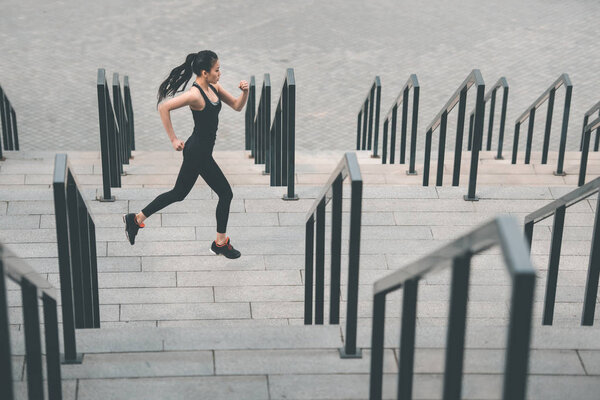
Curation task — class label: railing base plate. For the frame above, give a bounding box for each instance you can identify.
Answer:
[370,155,380,159]
[0,157,5,161]
[97,195,116,202]
[406,170,418,176]
[61,353,83,365]
[120,172,128,176]
[282,194,299,201]
[464,195,480,202]
[262,171,269,176]
[495,156,504,160]
[553,171,567,177]
[339,347,363,359]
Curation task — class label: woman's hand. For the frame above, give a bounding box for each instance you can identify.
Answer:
[171,138,185,151]
[239,80,249,92]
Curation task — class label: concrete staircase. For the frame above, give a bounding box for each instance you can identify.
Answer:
[2,148,600,399]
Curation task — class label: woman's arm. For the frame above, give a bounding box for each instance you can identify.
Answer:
[215,81,249,112]
[157,90,203,150]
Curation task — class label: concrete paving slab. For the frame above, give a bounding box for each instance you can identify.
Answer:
[177,270,301,287]
[77,376,268,400]
[62,350,214,379]
[0,215,40,229]
[99,287,214,304]
[120,303,250,321]
[142,254,265,271]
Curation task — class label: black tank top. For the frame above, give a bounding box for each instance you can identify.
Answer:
[191,83,222,138]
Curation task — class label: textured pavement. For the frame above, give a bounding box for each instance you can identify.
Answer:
[1,0,600,153]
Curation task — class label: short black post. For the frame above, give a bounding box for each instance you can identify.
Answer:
[330,175,343,325]
[304,216,314,324]
[372,79,381,158]
[124,76,135,152]
[541,89,555,165]
[397,279,418,400]
[582,194,600,326]
[356,111,362,150]
[443,254,471,400]
[367,85,375,151]
[97,69,115,201]
[22,278,44,400]
[382,120,389,164]
[543,205,565,325]
[362,100,368,150]
[315,199,325,324]
[369,293,387,400]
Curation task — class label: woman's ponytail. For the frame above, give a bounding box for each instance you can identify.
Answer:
[156,50,219,107]
[156,53,195,106]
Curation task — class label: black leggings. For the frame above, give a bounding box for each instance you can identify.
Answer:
[141,152,233,233]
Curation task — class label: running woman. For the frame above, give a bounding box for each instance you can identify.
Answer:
[123,50,248,259]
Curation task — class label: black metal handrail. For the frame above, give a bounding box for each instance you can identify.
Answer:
[423,69,486,201]
[369,216,536,400]
[0,85,20,161]
[53,154,100,335]
[245,76,256,152]
[579,116,600,186]
[269,68,298,200]
[381,74,420,174]
[467,77,509,159]
[511,73,572,175]
[525,177,600,326]
[97,69,135,201]
[356,76,381,157]
[305,152,363,358]
[253,74,271,170]
[1,243,65,399]
[579,100,600,152]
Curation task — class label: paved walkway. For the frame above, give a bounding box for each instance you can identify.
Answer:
[1,0,599,152]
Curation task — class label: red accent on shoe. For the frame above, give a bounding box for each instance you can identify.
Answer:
[216,237,229,247]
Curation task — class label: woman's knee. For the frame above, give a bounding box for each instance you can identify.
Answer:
[218,187,233,203]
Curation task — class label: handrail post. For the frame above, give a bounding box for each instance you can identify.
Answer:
[22,278,44,400]
[283,69,298,200]
[362,100,368,150]
[466,81,485,201]
[579,125,591,186]
[582,194,600,325]
[555,84,572,176]
[330,175,343,325]
[400,89,409,164]
[443,253,471,400]
[512,122,521,164]
[423,129,432,186]
[315,199,326,324]
[542,205,565,325]
[304,216,315,324]
[367,85,375,151]
[369,293,386,400]
[397,279,418,400]
[0,260,14,399]
[43,294,63,400]
[340,173,363,358]
[408,84,420,175]
[390,106,398,164]
[496,86,509,160]
[356,111,362,150]
[372,80,381,158]
[503,270,535,400]
[524,108,536,164]
[382,120,389,164]
[124,76,135,153]
[96,69,115,201]
[453,89,467,186]
[436,111,448,186]
[487,89,497,151]
[541,89,555,165]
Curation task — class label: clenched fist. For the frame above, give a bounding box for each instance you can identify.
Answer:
[172,138,185,151]
[239,80,249,92]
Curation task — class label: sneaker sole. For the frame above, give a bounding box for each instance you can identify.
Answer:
[209,248,217,255]
[123,214,134,245]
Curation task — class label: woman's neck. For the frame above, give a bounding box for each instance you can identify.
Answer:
[194,78,210,91]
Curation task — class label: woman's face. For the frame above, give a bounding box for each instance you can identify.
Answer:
[203,60,221,84]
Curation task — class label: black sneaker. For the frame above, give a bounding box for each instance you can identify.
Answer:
[210,237,241,259]
[123,213,144,245]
